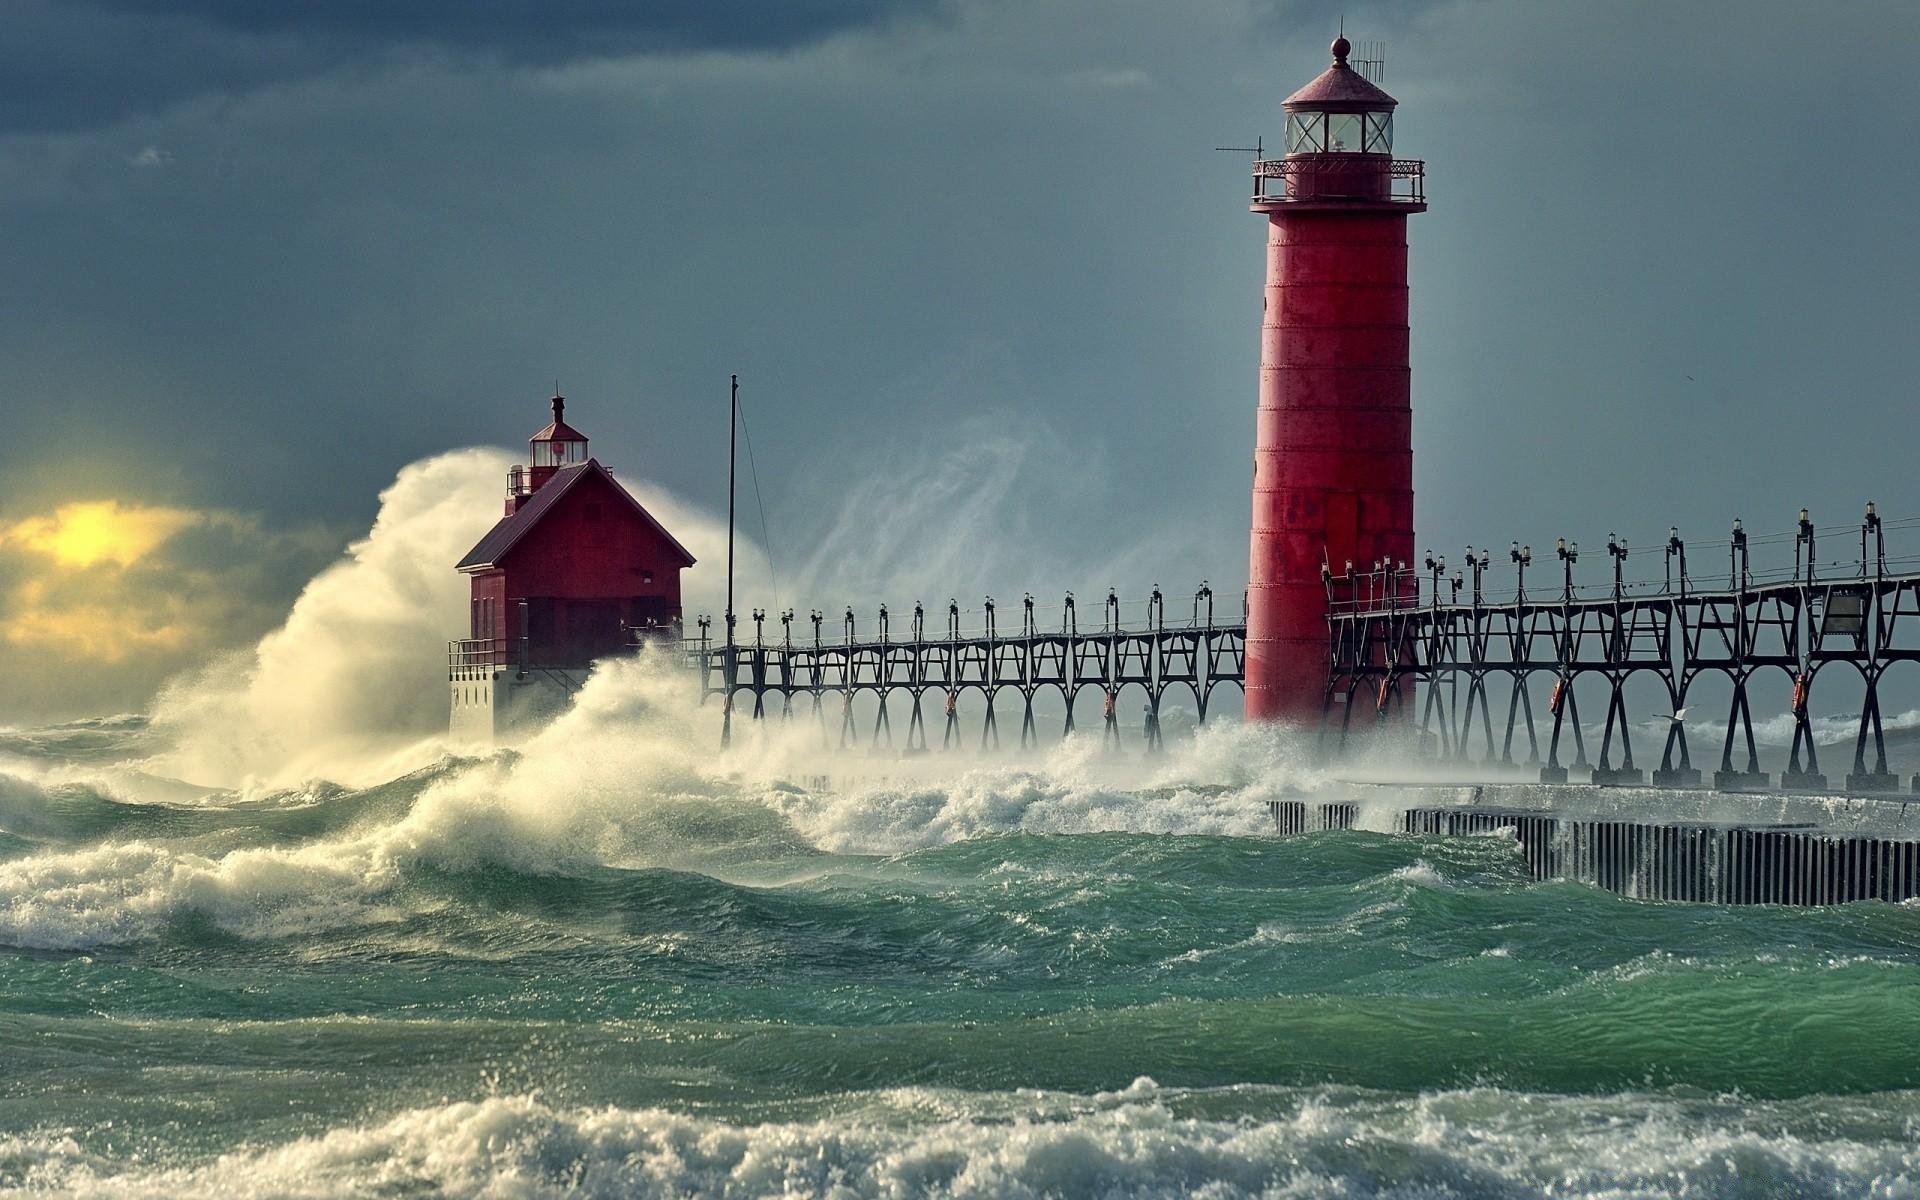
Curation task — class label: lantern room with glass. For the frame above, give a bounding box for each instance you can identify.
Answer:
[532,432,587,469]
[530,393,588,470]
[1285,109,1392,155]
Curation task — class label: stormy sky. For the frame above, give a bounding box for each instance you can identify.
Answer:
[3,0,1918,723]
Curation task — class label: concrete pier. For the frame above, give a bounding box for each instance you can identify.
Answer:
[1272,781,1920,905]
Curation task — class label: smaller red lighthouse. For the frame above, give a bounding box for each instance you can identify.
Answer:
[450,394,695,740]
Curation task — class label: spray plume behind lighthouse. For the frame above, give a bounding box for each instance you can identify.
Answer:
[1244,36,1425,721]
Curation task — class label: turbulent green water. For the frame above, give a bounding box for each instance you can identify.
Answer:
[4,709,1920,1197]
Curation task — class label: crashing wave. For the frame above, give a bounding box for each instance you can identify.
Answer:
[7,1085,1918,1199]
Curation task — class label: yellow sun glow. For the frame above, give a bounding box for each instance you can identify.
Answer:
[0,579,194,661]
[6,500,198,569]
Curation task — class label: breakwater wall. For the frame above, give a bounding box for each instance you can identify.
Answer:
[1277,782,1920,905]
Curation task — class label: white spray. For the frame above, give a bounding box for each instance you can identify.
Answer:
[140,448,770,793]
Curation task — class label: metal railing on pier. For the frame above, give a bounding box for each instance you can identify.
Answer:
[683,587,1247,751]
[449,638,511,679]
[1329,511,1920,793]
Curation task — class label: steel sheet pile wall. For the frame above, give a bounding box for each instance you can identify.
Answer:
[1266,800,1360,833]
[1396,806,1920,905]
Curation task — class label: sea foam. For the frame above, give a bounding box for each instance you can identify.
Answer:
[0,651,1354,948]
[8,1085,1918,1199]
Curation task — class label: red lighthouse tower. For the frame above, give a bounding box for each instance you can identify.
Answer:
[1244,37,1426,721]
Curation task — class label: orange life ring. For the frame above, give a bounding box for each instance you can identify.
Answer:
[1548,677,1566,716]
[1376,677,1392,711]
[1791,673,1809,717]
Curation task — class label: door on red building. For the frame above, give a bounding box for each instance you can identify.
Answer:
[561,599,625,663]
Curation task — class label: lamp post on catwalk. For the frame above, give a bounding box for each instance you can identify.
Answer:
[1242,36,1426,721]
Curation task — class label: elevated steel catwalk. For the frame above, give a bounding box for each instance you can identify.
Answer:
[680,516,1920,797]
[679,588,1245,751]
[1326,540,1920,792]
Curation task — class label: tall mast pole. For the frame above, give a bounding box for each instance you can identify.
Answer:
[723,373,738,747]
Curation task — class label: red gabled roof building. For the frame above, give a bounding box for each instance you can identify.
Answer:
[455,394,695,673]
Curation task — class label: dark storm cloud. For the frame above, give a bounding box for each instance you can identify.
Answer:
[89,0,941,52]
[1,0,944,133]
[4,0,1920,723]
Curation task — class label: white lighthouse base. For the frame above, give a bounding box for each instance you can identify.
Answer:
[449,667,586,745]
